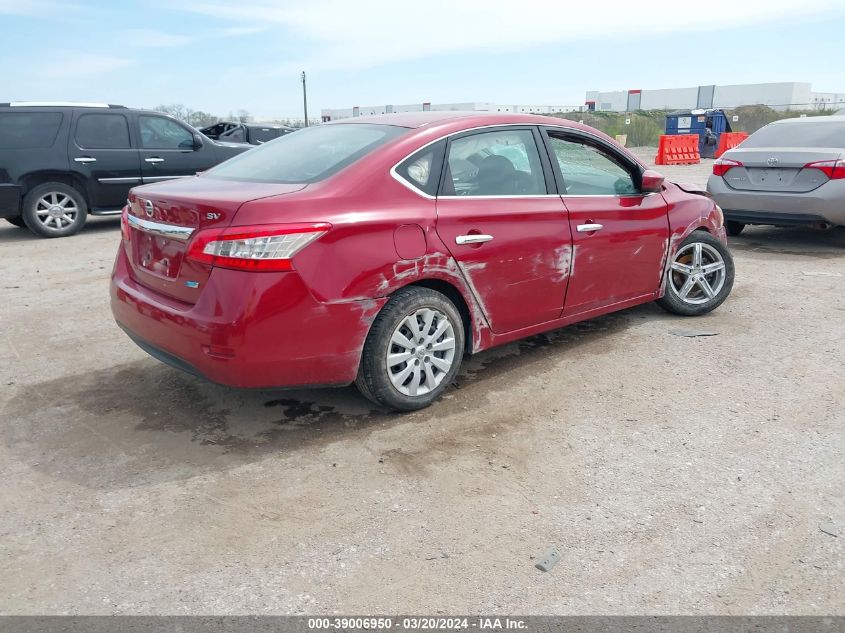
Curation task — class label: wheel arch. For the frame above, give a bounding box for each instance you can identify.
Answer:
[403,278,474,354]
[19,171,89,203]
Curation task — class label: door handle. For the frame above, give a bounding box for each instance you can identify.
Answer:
[455,234,493,245]
[74,157,96,163]
[145,157,165,163]
[576,223,604,233]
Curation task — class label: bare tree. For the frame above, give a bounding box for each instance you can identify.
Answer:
[186,111,219,127]
[154,104,191,120]
[154,104,221,128]
[155,104,255,126]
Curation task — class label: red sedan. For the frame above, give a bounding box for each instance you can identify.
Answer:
[111,112,734,411]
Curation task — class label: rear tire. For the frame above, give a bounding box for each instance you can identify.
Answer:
[657,231,734,317]
[5,216,26,228]
[356,286,465,411]
[21,182,88,238]
[725,220,745,236]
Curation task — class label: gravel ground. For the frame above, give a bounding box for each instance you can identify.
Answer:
[1,153,843,615]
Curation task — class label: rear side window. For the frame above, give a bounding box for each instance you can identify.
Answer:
[742,120,845,149]
[0,112,63,149]
[75,113,130,149]
[395,141,445,196]
[205,123,408,184]
[443,129,546,196]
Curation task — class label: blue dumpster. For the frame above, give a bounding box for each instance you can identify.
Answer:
[665,109,733,159]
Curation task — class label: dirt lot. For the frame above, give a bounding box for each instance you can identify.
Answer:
[1,155,843,615]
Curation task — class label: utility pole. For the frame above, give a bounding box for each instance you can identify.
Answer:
[301,71,308,127]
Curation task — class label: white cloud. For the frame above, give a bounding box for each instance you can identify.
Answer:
[0,0,79,15]
[181,0,845,72]
[216,25,268,37]
[123,29,193,47]
[119,26,267,49]
[39,53,134,79]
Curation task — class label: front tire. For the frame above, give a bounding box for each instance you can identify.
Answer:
[21,182,88,238]
[356,286,465,411]
[725,220,745,236]
[657,231,734,316]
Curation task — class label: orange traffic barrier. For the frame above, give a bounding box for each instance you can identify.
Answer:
[654,134,700,165]
[715,132,749,158]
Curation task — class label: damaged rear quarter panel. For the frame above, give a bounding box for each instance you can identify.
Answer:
[281,172,489,353]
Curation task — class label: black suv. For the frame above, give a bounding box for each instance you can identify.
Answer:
[0,102,251,238]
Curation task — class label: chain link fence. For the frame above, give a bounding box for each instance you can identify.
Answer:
[551,104,840,147]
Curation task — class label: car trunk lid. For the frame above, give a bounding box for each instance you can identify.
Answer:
[124,176,306,304]
[721,147,842,193]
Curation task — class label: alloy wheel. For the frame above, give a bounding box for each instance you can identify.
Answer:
[669,241,727,305]
[34,192,79,230]
[387,308,456,397]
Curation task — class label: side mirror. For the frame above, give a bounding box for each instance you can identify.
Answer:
[192,132,204,150]
[641,169,665,193]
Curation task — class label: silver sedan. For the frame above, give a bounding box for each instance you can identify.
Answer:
[707,115,845,235]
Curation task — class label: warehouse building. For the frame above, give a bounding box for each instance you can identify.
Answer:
[320,101,580,121]
[585,82,845,112]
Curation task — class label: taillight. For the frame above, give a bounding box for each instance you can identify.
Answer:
[120,206,131,242]
[803,159,845,180]
[186,223,330,271]
[713,158,743,177]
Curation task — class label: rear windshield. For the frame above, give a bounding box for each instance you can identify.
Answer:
[205,123,408,183]
[742,120,845,149]
[0,112,63,149]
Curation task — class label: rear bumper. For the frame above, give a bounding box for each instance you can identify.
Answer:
[0,184,22,218]
[721,209,831,227]
[110,246,386,389]
[707,175,845,226]
[118,324,207,379]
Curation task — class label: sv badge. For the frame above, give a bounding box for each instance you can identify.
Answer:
[206,212,221,220]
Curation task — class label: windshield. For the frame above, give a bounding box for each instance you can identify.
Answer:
[204,123,408,183]
[742,120,845,149]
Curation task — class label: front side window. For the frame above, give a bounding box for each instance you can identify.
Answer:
[75,113,130,149]
[139,115,194,149]
[205,123,407,184]
[0,112,62,149]
[444,129,546,196]
[549,137,637,195]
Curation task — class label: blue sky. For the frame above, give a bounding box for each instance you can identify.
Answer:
[3,0,845,120]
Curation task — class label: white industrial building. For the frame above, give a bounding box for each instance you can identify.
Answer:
[321,101,580,122]
[585,82,845,112]
[320,83,845,121]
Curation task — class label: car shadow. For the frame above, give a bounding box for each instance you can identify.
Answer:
[3,307,647,490]
[728,225,845,258]
[0,216,120,243]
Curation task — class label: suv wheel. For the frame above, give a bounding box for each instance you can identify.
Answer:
[22,182,88,238]
[657,231,735,316]
[355,287,465,411]
[5,216,26,228]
